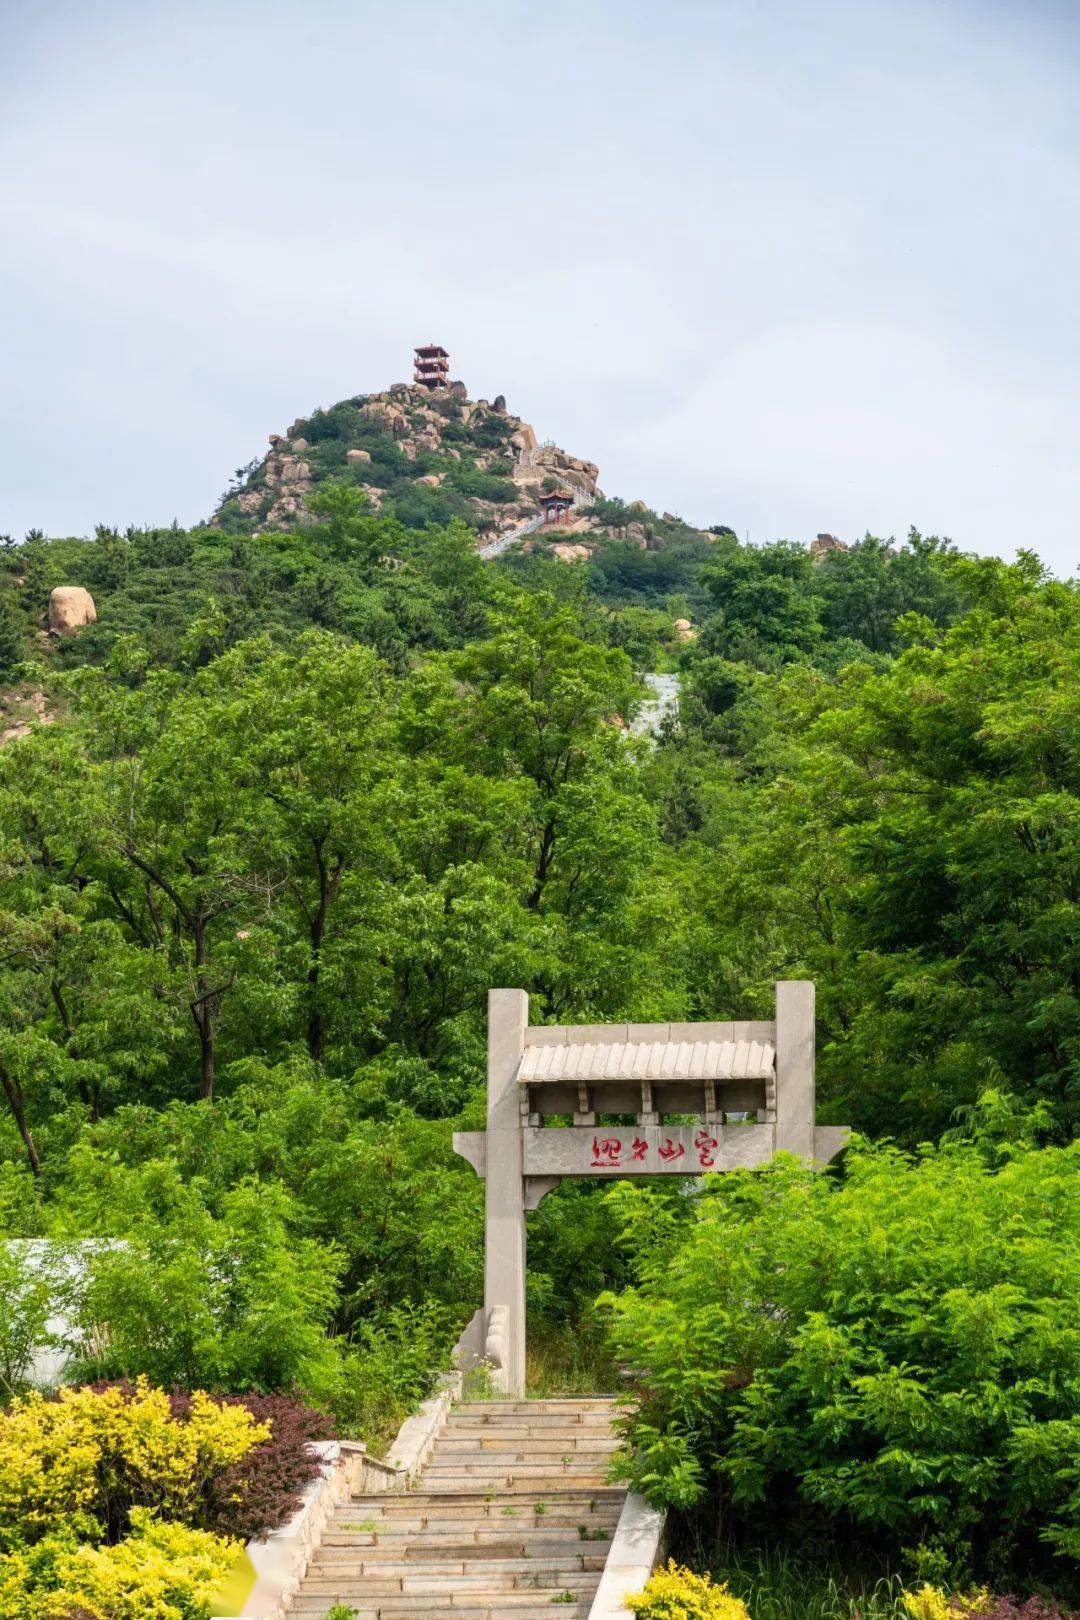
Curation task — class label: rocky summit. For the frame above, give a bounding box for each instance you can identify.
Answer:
[212,380,601,544]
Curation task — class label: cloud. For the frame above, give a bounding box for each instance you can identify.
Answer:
[0,0,1077,572]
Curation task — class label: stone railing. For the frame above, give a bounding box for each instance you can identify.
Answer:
[588,1492,668,1619]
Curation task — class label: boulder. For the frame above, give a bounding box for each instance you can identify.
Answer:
[266,495,305,524]
[492,394,507,412]
[510,424,538,454]
[810,532,848,564]
[414,473,443,487]
[346,448,372,464]
[674,618,698,642]
[0,689,52,749]
[236,490,265,514]
[552,543,591,564]
[48,586,96,636]
[269,433,284,446]
[290,437,310,452]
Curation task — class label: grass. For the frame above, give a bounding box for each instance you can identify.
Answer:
[708,1544,909,1620]
[525,1318,621,1396]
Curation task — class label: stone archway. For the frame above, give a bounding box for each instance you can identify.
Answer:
[454,984,848,1393]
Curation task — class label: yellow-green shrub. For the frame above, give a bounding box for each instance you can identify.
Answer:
[0,1380,268,1553]
[626,1561,753,1620]
[904,1588,992,1620]
[0,1512,237,1620]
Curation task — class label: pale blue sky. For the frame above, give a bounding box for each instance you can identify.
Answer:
[1,0,1077,571]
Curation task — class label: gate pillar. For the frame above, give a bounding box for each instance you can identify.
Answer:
[484,988,528,1394]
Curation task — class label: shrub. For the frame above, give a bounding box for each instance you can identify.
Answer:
[332,1300,459,1449]
[905,1592,1078,1620]
[73,1179,345,1403]
[627,1561,753,1620]
[0,1242,60,1394]
[0,1381,267,1551]
[184,1391,332,1540]
[604,1139,1080,1582]
[0,1510,237,1620]
[78,1384,330,1542]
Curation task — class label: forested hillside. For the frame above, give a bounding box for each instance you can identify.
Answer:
[1,433,1078,1605]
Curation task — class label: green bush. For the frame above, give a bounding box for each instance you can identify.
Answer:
[71,1177,344,1403]
[603,1136,1080,1582]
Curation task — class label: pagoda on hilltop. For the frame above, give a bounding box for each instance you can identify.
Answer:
[413,343,449,389]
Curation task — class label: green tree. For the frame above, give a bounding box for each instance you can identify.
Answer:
[605,1134,1080,1584]
[0,597,23,674]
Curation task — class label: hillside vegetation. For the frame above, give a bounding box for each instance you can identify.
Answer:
[1,403,1078,1604]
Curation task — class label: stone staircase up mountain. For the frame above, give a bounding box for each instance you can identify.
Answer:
[291,1397,627,1619]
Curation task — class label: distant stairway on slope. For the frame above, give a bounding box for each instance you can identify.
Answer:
[290,1397,627,1619]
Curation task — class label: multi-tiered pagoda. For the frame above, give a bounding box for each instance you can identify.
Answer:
[413,343,449,389]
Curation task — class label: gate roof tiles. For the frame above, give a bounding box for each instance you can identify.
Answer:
[518,1038,775,1084]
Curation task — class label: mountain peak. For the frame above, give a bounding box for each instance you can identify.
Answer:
[212,379,600,543]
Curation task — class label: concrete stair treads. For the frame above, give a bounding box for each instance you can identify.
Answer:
[287,1397,629,1620]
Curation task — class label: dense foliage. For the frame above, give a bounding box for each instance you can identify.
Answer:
[1,472,1078,1597]
[604,1133,1080,1586]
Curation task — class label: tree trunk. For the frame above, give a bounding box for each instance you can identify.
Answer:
[306,843,344,1065]
[191,912,215,1102]
[0,1062,41,1177]
[527,818,557,911]
[50,978,96,1119]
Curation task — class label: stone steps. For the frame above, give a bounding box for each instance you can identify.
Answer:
[287,1398,627,1620]
[291,1600,594,1618]
[321,1522,617,1547]
[302,1563,606,1591]
[315,1545,612,1569]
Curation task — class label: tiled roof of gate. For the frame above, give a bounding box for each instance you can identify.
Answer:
[518,1039,775,1083]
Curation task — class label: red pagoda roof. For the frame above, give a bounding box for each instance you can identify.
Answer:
[539,487,574,504]
[414,344,448,358]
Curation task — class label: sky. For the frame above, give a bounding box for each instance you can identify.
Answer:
[1,0,1078,572]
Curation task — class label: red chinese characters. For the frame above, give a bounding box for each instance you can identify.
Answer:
[694,1128,719,1168]
[591,1136,623,1168]
[631,1137,649,1162]
[657,1137,685,1163]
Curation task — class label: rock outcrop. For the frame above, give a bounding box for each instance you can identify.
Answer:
[1,689,54,748]
[212,379,601,545]
[48,586,96,636]
[810,532,848,564]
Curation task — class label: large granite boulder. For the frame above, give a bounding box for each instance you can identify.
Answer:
[48,586,96,636]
